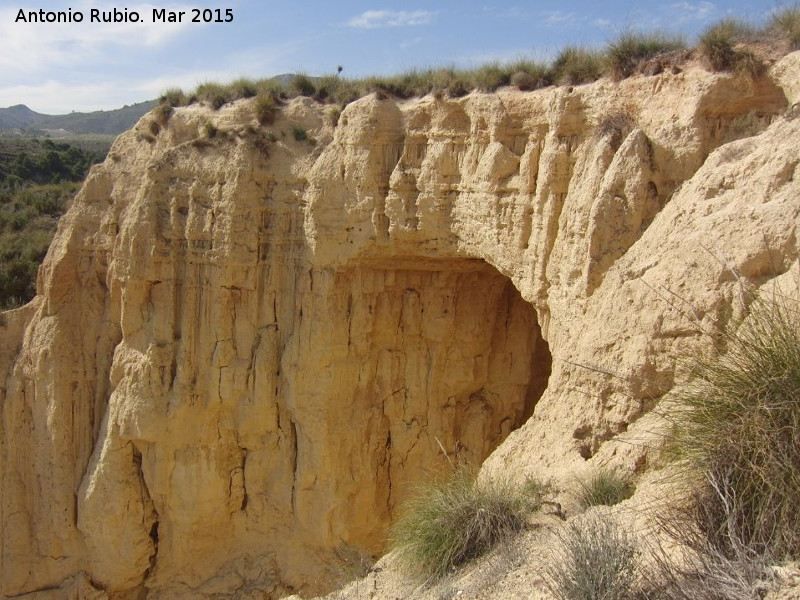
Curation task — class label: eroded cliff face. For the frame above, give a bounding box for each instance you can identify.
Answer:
[1,56,799,599]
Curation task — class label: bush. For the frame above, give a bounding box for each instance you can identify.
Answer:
[253,93,277,125]
[552,47,603,85]
[390,468,550,580]
[292,125,308,142]
[699,19,746,71]
[256,78,287,100]
[328,106,341,127]
[196,82,229,110]
[606,31,686,80]
[289,73,316,97]
[160,87,186,107]
[508,60,552,91]
[228,77,257,99]
[153,104,172,127]
[472,63,511,92]
[769,4,800,49]
[575,468,635,509]
[201,121,218,139]
[543,515,638,600]
[643,483,780,600]
[698,19,763,75]
[665,294,800,559]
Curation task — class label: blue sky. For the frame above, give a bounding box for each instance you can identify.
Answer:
[0,1,780,113]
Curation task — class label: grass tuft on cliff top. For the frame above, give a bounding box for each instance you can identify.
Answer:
[161,9,798,114]
[769,4,800,49]
[605,31,687,80]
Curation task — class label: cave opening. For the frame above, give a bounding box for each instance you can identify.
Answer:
[312,257,552,565]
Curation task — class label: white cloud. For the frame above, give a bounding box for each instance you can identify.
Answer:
[482,5,531,20]
[669,1,716,23]
[399,36,423,49]
[0,80,142,114]
[0,2,202,77]
[347,10,438,29]
[0,68,226,113]
[542,11,579,26]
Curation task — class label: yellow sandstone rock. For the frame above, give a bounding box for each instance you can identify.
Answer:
[1,53,799,599]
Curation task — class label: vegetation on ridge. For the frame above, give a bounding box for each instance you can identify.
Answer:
[160,7,800,113]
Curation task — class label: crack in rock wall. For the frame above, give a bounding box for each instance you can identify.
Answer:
[1,57,798,599]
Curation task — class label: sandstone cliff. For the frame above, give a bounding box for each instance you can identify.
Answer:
[1,54,799,599]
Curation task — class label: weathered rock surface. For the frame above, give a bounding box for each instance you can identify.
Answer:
[1,53,799,599]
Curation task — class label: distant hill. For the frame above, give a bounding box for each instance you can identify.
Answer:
[0,100,157,136]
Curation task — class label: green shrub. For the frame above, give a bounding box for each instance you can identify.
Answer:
[390,468,550,579]
[159,87,186,107]
[289,73,316,97]
[543,515,638,600]
[292,125,308,141]
[256,78,287,100]
[699,19,757,72]
[605,31,686,80]
[769,4,800,49]
[393,68,435,97]
[575,468,635,509]
[228,77,257,99]
[665,294,800,559]
[508,60,552,91]
[472,63,510,92]
[552,47,603,85]
[328,106,341,127]
[201,121,218,138]
[196,82,229,110]
[428,67,469,98]
[153,103,173,126]
[253,93,277,125]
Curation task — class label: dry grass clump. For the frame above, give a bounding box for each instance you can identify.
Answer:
[153,103,173,127]
[552,47,603,85]
[508,60,551,91]
[543,515,638,600]
[291,125,309,142]
[643,482,780,600]
[664,294,800,560]
[471,63,511,92]
[596,111,636,150]
[390,467,552,580]
[159,87,186,107]
[160,11,796,119]
[769,4,800,49]
[288,73,316,97]
[606,31,687,80]
[228,77,257,99]
[575,468,635,509]
[195,82,230,110]
[699,19,764,76]
[253,93,277,125]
